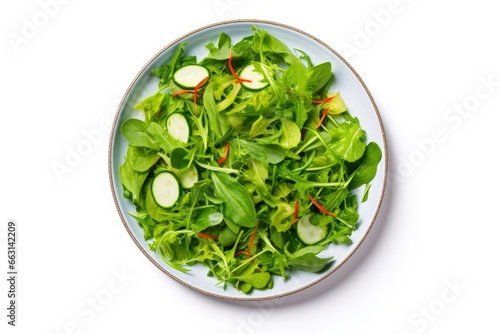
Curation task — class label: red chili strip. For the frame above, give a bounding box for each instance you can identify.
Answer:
[216,141,229,165]
[315,107,331,129]
[292,200,299,224]
[197,233,218,239]
[312,96,335,104]
[172,76,208,115]
[228,49,252,83]
[247,224,259,258]
[307,194,337,217]
[172,89,195,97]
[193,76,209,110]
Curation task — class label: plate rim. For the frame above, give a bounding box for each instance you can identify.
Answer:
[108,18,388,301]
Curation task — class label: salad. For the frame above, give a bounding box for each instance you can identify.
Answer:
[119,26,382,294]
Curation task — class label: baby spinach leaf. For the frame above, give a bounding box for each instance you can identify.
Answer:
[191,208,224,233]
[348,142,382,189]
[119,156,149,204]
[125,146,159,172]
[303,62,333,95]
[170,147,190,169]
[211,171,257,228]
[122,119,159,150]
[231,272,271,289]
[287,253,332,273]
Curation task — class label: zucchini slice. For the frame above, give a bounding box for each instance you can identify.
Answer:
[240,64,270,91]
[297,213,328,245]
[179,164,199,189]
[151,172,180,208]
[166,113,190,143]
[172,64,210,89]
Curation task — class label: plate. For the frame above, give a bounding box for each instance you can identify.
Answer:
[108,19,387,301]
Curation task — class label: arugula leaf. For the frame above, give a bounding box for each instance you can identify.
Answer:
[242,159,276,207]
[238,139,286,164]
[152,42,187,90]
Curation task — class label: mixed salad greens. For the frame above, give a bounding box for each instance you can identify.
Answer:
[119,26,382,294]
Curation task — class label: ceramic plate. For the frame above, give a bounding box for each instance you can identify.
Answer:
[108,19,387,301]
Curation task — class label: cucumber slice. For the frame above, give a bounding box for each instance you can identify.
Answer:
[179,164,199,189]
[151,172,180,208]
[172,64,210,89]
[166,113,190,143]
[297,213,328,245]
[240,64,270,91]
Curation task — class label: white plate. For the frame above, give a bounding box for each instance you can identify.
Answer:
[108,19,387,301]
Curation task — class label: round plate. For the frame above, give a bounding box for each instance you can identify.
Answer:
[108,19,387,301]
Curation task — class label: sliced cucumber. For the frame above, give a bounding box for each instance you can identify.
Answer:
[172,64,210,89]
[240,64,270,91]
[166,113,190,143]
[179,164,199,189]
[151,172,180,208]
[297,213,328,245]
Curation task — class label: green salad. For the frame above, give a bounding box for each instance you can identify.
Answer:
[119,26,382,293]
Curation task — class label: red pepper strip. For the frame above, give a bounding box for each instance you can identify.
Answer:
[292,200,299,224]
[312,96,335,104]
[247,224,259,258]
[197,233,218,239]
[216,141,229,165]
[307,194,337,217]
[193,76,209,111]
[228,49,252,83]
[315,106,331,129]
[172,89,195,97]
[172,76,208,115]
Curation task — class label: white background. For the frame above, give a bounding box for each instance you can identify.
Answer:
[1,0,499,333]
